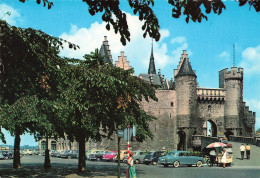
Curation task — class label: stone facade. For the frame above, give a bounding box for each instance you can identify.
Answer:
[39,37,256,152]
[99,37,255,151]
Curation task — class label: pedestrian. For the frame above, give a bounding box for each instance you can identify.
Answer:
[221,149,228,168]
[240,144,245,160]
[209,148,217,167]
[127,151,136,178]
[246,144,251,160]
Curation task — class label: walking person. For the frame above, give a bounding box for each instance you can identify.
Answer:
[246,144,251,160]
[221,149,228,168]
[240,144,245,160]
[209,149,217,167]
[127,152,136,178]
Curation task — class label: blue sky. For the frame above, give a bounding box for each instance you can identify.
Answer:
[0,0,259,146]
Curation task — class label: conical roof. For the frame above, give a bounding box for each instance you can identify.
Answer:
[175,57,196,77]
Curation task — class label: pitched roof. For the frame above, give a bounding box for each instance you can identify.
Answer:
[175,57,196,77]
[99,36,113,64]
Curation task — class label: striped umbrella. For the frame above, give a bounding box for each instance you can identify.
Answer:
[206,142,226,148]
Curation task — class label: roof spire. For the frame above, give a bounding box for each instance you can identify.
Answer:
[148,39,156,74]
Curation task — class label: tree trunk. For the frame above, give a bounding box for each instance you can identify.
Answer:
[78,135,86,172]
[13,129,21,168]
[44,136,51,169]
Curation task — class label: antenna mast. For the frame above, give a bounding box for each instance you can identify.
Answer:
[233,44,235,67]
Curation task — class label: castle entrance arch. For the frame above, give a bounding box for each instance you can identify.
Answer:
[224,131,234,140]
[177,131,186,151]
[205,120,217,137]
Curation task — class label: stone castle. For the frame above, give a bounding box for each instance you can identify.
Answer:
[38,37,256,152]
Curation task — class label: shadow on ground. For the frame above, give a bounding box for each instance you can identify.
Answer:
[0,163,145,178]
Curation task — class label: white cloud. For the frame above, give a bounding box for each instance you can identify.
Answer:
[171,36,186,44]
[239,45,260,76]
[59,12,175,75]
[0,4,21,26]
[218,51,230,62]
[169,36,191,65]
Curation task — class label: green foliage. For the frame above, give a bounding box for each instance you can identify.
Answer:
[18,0,260,45]
[57,50,157,142]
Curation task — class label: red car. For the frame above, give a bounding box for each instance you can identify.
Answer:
[102,151,117,161]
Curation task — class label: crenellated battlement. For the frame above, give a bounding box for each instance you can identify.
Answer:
[220,67,243,80]
[197,87,225,101]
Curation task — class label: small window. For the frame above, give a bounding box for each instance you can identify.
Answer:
[171,102,174,107]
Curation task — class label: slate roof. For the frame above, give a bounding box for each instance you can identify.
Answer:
[139,73,162,86]
[148,45,156,74]
[99,36,113,64]
[175,57,196,77]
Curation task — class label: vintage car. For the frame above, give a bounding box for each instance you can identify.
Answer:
[89,150,108,161]
[102,151,117,161]
[158,151,204,168]
[60,150,79,159]
[113,150,128,162]
[143,151,166,165]
[123,150,148,164]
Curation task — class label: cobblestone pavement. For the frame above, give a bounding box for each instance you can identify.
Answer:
[229,141,260,167]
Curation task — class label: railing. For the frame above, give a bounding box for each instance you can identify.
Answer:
[229,135,260,147]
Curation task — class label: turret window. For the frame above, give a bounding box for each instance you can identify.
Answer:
[171,102,174,107]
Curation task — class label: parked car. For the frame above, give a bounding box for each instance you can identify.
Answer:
[56,151,65,157]
[50,150,60,157]
[0,152,5,159]
[133,150,148,164]
[89,150,108,161]
[42,150,50,156]
[0,151,13,159]
[60,150,79,159]
[143,151,166,165]
[158,151,204,168]
[102,151,117,161]
[22,149,33,155]
[113,150,128,162]
[123,150,148,164]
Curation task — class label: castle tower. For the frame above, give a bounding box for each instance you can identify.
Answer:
[148,42,156,74]
[175,51,197,150]
[219,67,243,136]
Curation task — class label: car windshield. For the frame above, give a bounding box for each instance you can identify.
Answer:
[147,152,154,155]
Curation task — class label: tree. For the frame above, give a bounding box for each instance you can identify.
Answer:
[57,50,157,172]
[0,19,77,168]
[256,128,260,134]
[18,0,260,45]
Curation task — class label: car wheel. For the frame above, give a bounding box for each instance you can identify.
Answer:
[196,161,202,167]
[68,156,71,159]
[135,159,140,164]
[145,162,149,165]
[173,161,179,168]
[97,157,101,161]
[163,164,168,167]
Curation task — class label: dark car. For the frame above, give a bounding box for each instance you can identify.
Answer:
[143,151,166,165]
[60,150,79,159]
[0,151,13,160]
[89,151,108,161]
[50,150,60,157]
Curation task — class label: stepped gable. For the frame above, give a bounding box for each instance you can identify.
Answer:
[99,36,113,64]
[115,51,133,70]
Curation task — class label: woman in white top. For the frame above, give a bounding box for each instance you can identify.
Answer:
[221,149,228,168]
[128,152,136,178]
